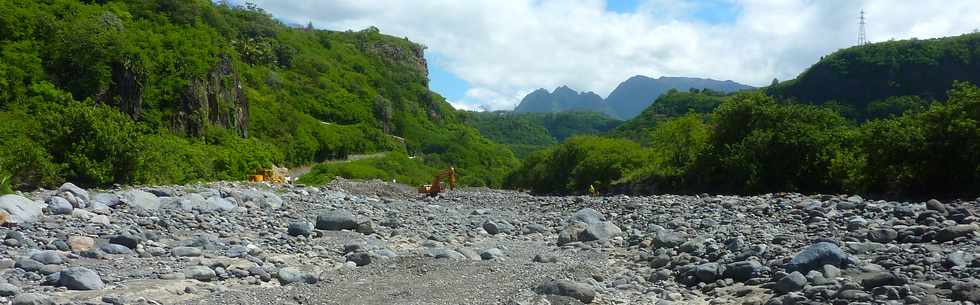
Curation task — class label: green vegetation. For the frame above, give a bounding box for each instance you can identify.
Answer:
[0,174,11,195]
[297,152,436,186]
[504,136,648,194]
[463,111,621,158]
[613,89,729,143]
[0,0,515,190]
[508,83,980,199]
[768,33,980,120]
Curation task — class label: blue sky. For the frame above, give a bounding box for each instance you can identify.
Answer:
[250,0,980,111]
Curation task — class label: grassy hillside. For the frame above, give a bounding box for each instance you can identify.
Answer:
[463,111,622,158]
[0,0,515,189]
[768,32,980,120]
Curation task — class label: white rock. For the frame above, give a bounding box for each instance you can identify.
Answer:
[0,195,43,224]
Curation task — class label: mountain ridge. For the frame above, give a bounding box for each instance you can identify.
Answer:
[512,75,753,119]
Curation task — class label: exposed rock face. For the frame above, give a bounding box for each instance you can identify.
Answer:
[173,55,249,137]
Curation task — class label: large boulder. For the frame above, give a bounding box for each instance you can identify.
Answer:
[287,222,314,236]
[12,293,55,305]
[237,190,283,209]
[57,183,89,202]
[90,193,122,207]
[693,262,723,283]
[315,210,358,231]
[536,279,596,303]
[724,260,763,282]
[277,267,318,285]
[184,266,216,281]
[557,222,589,246]
[572,208,604,225]
[652,230,686,249]
[0,195,43,224]
[45,197,73,215]
[121,190,161,210]
[935,224,978,242]
[784,242,849,273]
[774,271,806,293]
[58,267,104,290]
[483,220,515,235]
[580,222,622,242]
[171,194,236,212]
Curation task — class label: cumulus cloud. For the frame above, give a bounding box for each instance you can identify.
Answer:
[249,0,980,110]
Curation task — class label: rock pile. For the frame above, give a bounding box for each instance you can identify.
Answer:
[0,180,976,305]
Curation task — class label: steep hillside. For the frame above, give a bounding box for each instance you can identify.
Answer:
[513,86,613,116]
[768,32,980,119]
[605,76,753,119]
[463,111,621,158]
[0,0,515,188]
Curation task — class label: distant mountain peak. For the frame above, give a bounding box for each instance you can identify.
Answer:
[514,86,613,116]
[515,76,752,119]
[606,76,753,119]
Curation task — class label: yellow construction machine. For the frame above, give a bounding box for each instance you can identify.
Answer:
[247,166,288,184]
[418,167,456,196]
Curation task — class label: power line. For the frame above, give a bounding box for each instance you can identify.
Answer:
[858,10,869,45]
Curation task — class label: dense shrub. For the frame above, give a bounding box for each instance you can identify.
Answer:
[504,136,648,194]
[297,152,435,186]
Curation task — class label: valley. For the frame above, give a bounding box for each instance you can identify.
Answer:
[2,1,980,304]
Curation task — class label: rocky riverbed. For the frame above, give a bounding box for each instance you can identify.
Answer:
[0,179,978,305]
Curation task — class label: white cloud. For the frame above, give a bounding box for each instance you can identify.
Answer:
[250,0,980,110]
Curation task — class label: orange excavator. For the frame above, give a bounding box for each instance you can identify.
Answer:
[418,167,456,196]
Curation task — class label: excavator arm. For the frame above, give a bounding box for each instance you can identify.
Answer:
[419,167,456,196]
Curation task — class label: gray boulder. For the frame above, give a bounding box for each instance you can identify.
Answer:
[46,197,73,215]
[537,279,596,303]
[91,193,122,207]
[184,266,216,281]
[121,190,161,210]
[424,248,465,260]
[480,248,505,260]
[315,209,358,231]
[557,222,588,246]
[287,222,314,236]
[483,220,515,235]
[58,267,104,290]
[724,260,763,282]
[277,267,318,285]
[774,271,806,293]
[57,183,89,202]
[100,244,133,255]
[30,251,63,265]
[858,271,906,290]
[345,252,372,266]
[693,263,723,283]
[784,242,849,273]
[0,282,19,297]
[238,190,283,209]
[653,230,686,249]
[0,195,43,224]
[572,208,604,225]
[866,228,898,243]
[945,251,976,268]
[12,293,55,305]
[172,247,202,257]
[935,224,978,242]
[580,222,622,242]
